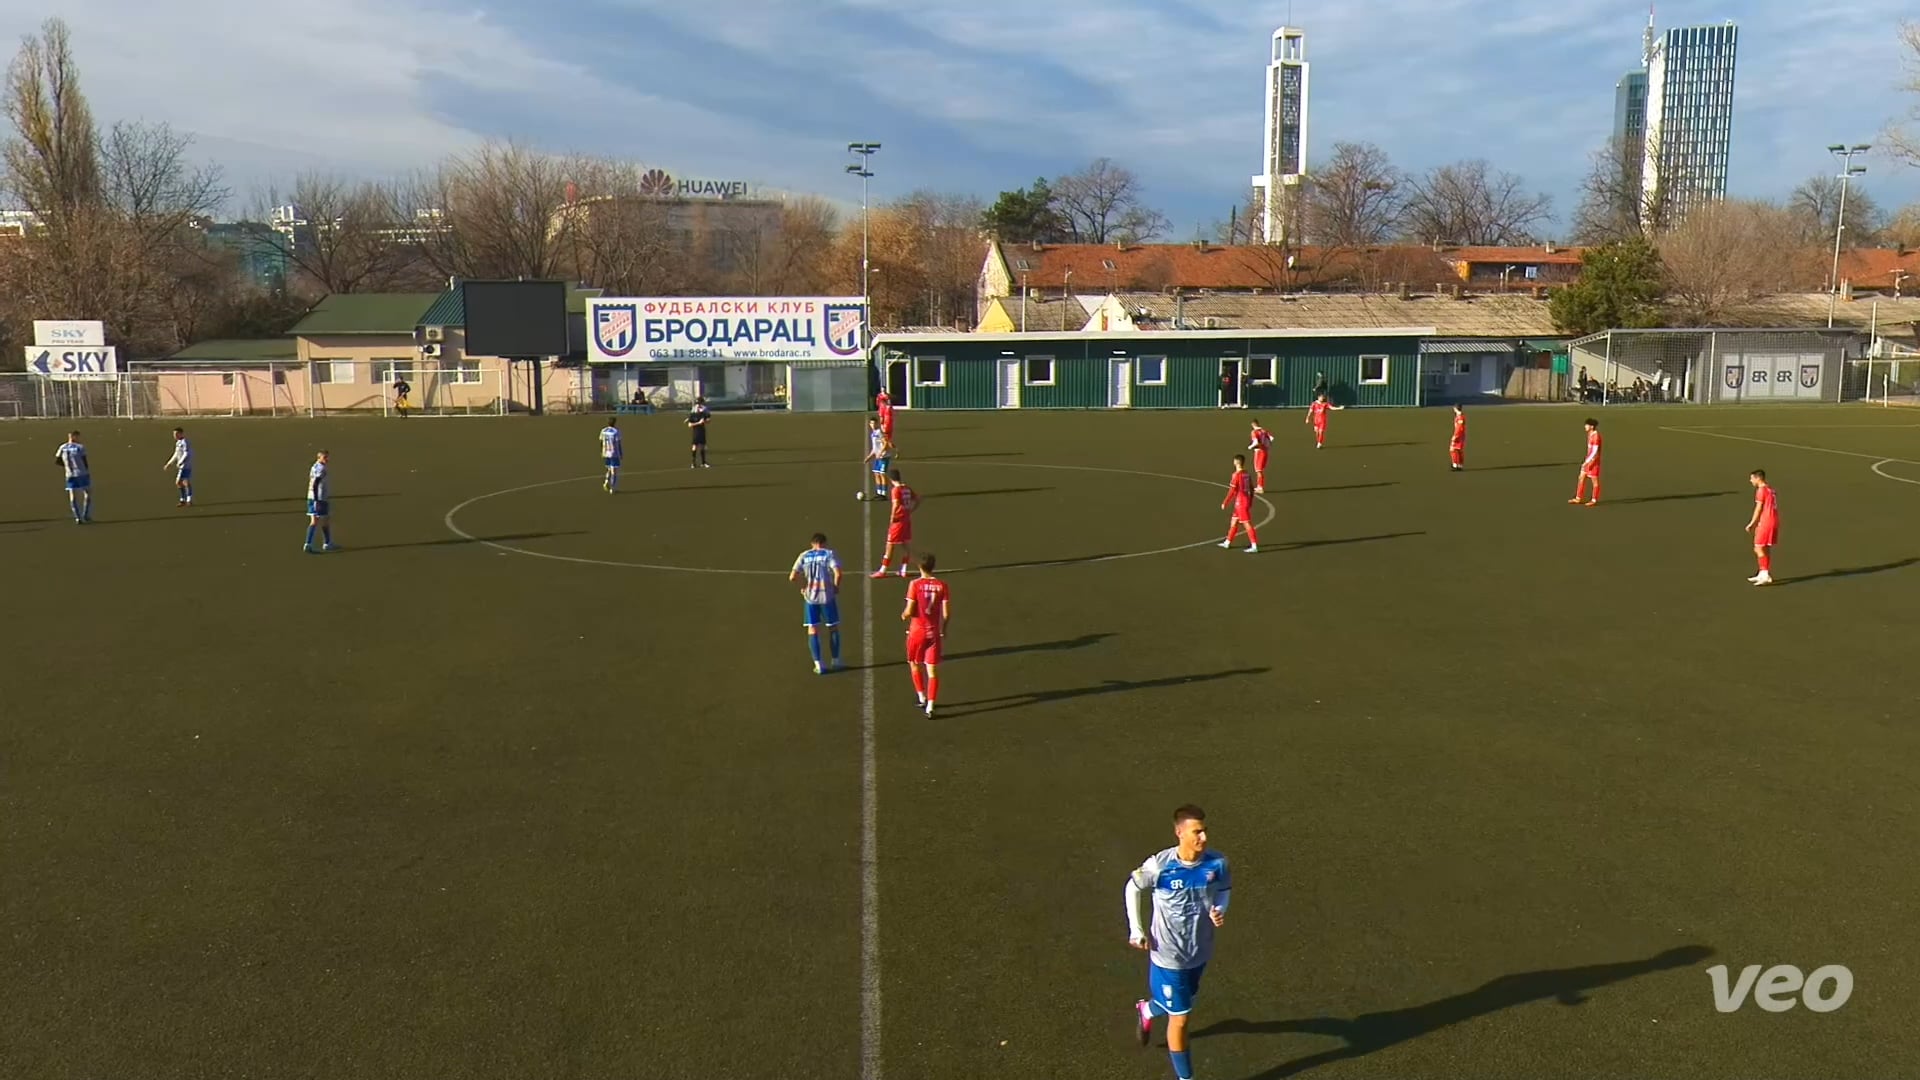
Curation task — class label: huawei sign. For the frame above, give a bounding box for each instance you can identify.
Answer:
[639,169,675,196]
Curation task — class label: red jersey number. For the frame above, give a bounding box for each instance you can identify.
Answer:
[908,578,948,625]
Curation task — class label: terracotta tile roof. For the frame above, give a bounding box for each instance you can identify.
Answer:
[1836,248,1920,290]
[994,242,1498,292]
[1444,246,1585,266]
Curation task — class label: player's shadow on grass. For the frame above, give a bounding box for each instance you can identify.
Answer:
[1606,491,1732,505]
[928,486,1052,499]
[845,632,1116,672]
[1276,482,1397,494]
[958,552,1125,572]
[1472,462,1564,471]
[914,451,1024,460]
[340,531,586,552]
[213,493,399,506]
[946,666,1269,718]
[1279,532,1423,551]
[1193,944,1714,1080]
[635,481,778,493]
[1339,441,1420,448]
[1776,556,1920,586]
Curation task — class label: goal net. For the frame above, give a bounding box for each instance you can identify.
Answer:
[309,361,505,417]
[120,366,300,418]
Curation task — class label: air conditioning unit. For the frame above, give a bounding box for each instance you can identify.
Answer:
[1202,317,1220,329]
[421,343,442,358]
[424,326,445,342]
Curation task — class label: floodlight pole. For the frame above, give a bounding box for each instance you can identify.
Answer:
[1826,143,1870,329]
[846,142,880,373]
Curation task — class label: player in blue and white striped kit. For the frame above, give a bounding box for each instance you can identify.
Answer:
[302,450,335,553]
[788,533,843,674]
[864,419,892,500]
[1126,804,1231,1080]
[599,419,623,493]
[53,431,92,524]
[164,427,194,506]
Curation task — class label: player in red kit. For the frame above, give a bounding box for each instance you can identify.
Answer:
[1247,419,1274,493]
[875,389,895,440]
[1218,454,1259,553]
[902,554,949,717]
[1306,394,1343,449]
[1745,469,1778,585]
[1449,404,1466,471]
[1570,418,1602,505]
[873,468,918,578]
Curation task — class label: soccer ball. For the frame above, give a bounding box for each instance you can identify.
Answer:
[855,492,865,501]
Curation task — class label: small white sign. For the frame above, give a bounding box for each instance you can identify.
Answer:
[25,345,119,381]
[33,320,105,347]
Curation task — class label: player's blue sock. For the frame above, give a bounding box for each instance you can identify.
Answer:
[322,527,332,547]
[304,525,316,549]
[183,483,192,500]
[808,634,823,666]
[829,629,841,662]
[1169,1050,1193,1080]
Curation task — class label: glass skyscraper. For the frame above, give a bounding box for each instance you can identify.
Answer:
[1641,21,1739,222]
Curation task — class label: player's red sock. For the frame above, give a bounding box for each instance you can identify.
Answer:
[1224,522,1240,543]
[1451,449,1463,467]
[1245,524,1259,545]
[911,666,927,697]
[926,673,938,703]
[1256,470,1266,488]
[1591,482,1601,502]
[1759,554,1771,572]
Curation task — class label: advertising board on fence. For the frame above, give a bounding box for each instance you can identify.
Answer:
[588,297,867,363]
[24,345,118,381]
[34,320,105,348]
[1715,352,1835,403]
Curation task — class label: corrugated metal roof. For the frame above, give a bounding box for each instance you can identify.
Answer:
[289,293,440,336]
[158,338,298,364]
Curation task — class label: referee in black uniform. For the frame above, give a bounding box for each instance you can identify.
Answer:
[687,397,711,468]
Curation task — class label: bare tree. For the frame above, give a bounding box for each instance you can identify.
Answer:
[1051,158,1169,244]
[718,195,840,297]
[254,172,421,293]
[888,190,983,325]
[0,19,224,357]
[400,141,575,281]
[1789,174,1883,248]
[1570,135,1676,243]
[549,159,681,295]
[1659,199,1820,324]
[1304,141,1403,247]
[1889,21,1920,168]
[1886,202,1920,249]
[1400,159,1554,246]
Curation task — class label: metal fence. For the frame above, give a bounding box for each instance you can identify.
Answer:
[1565,329,1857,405]
[0,374,125,419]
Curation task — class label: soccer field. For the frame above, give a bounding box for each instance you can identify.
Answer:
[4,403,1918,1080]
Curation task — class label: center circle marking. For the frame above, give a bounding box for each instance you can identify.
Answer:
[444,459,1277,576]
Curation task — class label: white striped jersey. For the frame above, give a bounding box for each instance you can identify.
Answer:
[599,426,622,458]
[791,548,840,604]
[168,438,192,469]
[55,441,88,478]
[307,461,329,501]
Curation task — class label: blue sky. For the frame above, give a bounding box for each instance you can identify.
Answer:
[11,0,1920,236]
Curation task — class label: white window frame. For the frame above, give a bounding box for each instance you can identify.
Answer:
[914,357,945,387]
[312,359,354,384]
[1024,354,1056,386]
[1454,358,1474,376]
[1136,355,1168,386]
[1247,355,1277,385]
[1359,354,1391,386]
[450,360,483,385]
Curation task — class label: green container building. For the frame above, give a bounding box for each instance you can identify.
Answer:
[871,329,1428,411]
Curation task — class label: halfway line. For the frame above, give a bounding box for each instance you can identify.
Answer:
[859,491,882,1080]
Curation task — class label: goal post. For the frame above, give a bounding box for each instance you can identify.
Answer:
[309,360,506,417]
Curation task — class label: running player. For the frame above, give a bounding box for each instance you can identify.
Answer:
[902,553,949,717]
[392,378,411,417]
[303,450,335,553]
[1305,393,1343,449]
[687,397,711,468]
[1127,804,1230,1080]
[1247,418,1273,493]
[54,430,92,524]
[599,418,623,493]
[1449,404,1466,471]
[1570,418,1602,506]
[790,532,844,673]
[1218,454,1259,553]
[164,427,194,505]
[864,418,892,500]
[873,469,918,578]
[876,388,895,440]
[1745,469,1778,586]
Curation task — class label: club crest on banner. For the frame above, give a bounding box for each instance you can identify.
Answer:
[1724,364,1744,389]
[824,303,866,356]
[595,304,638,357]
[1800,364,1820,389]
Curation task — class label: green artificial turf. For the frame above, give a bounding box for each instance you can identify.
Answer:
[2,403,1916,1080]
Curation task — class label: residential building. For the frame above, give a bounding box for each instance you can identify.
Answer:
[1251,26,1309,245]
[0,209,42,236]
[1641,19,1738,221]
[197,221,290,292]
